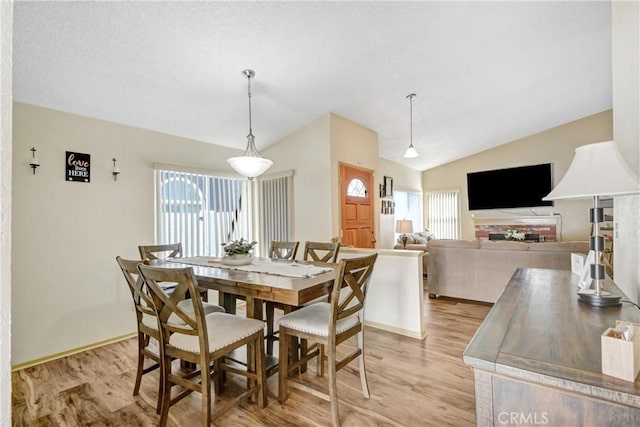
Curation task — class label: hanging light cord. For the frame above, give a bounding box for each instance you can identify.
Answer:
[247,72,253,138]
[407,93,415,148]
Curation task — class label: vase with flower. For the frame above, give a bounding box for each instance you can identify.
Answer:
[221,238,257,266]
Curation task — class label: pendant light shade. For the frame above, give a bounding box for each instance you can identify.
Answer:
[404,93,418,158]
[227,69,273,179]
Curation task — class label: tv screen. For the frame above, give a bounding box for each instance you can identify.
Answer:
[466,163,553,210]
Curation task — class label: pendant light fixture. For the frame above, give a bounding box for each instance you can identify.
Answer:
[227,69,273,179]
[404,93,419,158]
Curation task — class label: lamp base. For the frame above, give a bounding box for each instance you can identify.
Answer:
[401,236,408,249]
[577,288,622,307]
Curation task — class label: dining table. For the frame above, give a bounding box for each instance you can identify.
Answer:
[152,256,337,317]
[150,256,338,375]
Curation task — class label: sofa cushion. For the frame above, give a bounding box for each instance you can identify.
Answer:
[479,240,529,251]
[396,230,434,245]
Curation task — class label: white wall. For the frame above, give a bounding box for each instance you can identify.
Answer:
[612,0,640,302]
[0,1,12,423]
[378,157,422,248]
[11,103,242,365]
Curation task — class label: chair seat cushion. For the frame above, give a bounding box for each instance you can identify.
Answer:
[169,312,264,353]
[141,299,225,329]
[277,302,359,337]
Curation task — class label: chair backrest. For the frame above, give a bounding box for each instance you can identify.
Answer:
[488,233,505,241]
[138,243,183,261]
[303,241,340,263]
[269,241,300,260]
[329,253,378,331]
[137,264,209,353]
[115,256,159,330]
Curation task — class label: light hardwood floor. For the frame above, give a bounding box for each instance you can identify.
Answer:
[12,291,491,426]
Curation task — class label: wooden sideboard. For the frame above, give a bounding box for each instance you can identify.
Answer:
[463,268,640,426]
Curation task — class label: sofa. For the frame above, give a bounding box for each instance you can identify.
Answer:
[427,239,589,303]
[393,231,433,274]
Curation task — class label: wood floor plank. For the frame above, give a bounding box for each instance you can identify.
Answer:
[12,289,491,426]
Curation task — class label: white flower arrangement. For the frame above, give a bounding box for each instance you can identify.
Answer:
[505,229,525,241]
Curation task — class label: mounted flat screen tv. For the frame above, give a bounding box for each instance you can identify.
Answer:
[466,163,554,210]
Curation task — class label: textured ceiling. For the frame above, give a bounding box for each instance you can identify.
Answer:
[13,1,612,171]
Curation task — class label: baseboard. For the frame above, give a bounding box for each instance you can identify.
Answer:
[11,332,136,371]
[364,320,427,340]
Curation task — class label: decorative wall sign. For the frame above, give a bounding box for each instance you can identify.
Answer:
[66,151,91,183]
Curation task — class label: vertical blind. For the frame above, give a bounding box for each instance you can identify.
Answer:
[259,173,293,255]
[427,190,461,239]
[155,167,246,257]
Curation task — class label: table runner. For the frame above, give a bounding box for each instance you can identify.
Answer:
[169,256,333,278]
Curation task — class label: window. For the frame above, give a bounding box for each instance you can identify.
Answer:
[346,178,367,197]
[155,166,248,257]
[426,190,460,239]
[394,190,423,232]
[259,171,294,255]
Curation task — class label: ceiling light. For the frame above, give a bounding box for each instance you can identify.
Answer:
[404,93,418,158]
[227,69,273,179]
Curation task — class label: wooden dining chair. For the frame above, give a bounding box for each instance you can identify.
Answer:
[277,253,378,427]
[115,256,164,413]
[116,256,225,414]
[264,241,300,355]
[138,243,208,301]
[137,263,267,427]
[269,240,300,260]
[138,243,183,261]
[303,241,341,263]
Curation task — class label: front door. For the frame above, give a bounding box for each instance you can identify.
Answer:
[340,164,375,248]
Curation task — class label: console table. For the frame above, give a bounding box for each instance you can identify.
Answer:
[463,268,640,426]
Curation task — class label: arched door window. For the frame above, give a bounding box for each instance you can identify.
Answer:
[346,178,367,197]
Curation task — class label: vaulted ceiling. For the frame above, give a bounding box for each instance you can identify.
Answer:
[13,1,612,171]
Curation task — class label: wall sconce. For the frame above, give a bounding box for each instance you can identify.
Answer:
[112,158,120,181]
[29,147,40,174]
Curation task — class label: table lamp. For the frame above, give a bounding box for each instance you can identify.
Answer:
[396,219,414,248]
[543,140,640,307]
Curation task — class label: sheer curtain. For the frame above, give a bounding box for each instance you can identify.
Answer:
[258,170,294,255]
[394,190,423,233]
[426,190,461,239]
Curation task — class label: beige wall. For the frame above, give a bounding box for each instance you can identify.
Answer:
[612,0,640,302]
[330,113,380,242]
[11,102,242,365]
[265,113,418,250]
[423,111,613,242]
[10,105,415,365]
[261,114,333,242]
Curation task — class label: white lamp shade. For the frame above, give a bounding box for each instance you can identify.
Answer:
[395,219,414,233]
[227,156,273,179]
[544,140,640,200]
[404,146,419,158]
